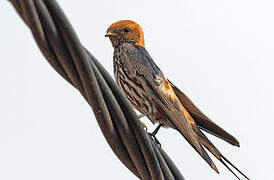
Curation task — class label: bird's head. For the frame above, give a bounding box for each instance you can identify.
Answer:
[105,20,145,48]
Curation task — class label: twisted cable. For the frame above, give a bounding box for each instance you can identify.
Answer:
[9,1,185,179]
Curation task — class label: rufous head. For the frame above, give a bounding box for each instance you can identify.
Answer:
[105,20,145,48]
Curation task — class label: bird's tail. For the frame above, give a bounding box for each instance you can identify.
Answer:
[194,126,249,180]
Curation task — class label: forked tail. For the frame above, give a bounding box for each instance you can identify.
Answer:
[195,127,249,180]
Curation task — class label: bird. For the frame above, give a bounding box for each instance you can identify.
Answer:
[105,20,249,180]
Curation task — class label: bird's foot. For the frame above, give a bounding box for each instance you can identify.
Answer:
[141,122,147,132]
[148,132,161,147]
[137,120,148,131]
[137,111,153,119]
[148,124,162,147]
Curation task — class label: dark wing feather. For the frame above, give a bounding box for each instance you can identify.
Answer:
[119,43,218,172]
[169,82,240,147]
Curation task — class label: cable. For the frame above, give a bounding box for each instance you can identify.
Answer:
[8,1,185,179]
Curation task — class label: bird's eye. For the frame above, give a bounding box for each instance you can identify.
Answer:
[123,28,131,33]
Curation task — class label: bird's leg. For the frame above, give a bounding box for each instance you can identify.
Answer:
[151,124,162,136]
[138,106,154,119]
[140,121,147,132]
[148,124,162,147]
[137,111,153,119]
[137,112,152,131]
[137,107,154,131]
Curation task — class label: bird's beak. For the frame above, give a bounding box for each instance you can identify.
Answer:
[105,31,118,37]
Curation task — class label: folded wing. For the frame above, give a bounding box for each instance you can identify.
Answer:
[169,82,240,147]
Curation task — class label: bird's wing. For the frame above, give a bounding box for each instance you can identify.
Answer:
[119,43,218,172]
[178,103,249,179]
[168,81,240,147]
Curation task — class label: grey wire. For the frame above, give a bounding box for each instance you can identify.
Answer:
[8,0,185,179]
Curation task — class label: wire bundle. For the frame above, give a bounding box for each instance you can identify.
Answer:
[9,1,185,179]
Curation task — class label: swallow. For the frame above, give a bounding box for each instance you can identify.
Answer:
[105,20,249,179]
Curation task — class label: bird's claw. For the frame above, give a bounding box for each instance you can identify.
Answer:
[138,111,153,119]
[138,121,147,131]
[148,133,161,148]
[137,114,143,119]
[142,123,148,132]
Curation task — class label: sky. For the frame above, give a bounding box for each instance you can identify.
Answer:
[1,0,274,179]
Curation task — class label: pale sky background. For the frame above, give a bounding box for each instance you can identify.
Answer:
[1,0,274,179]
